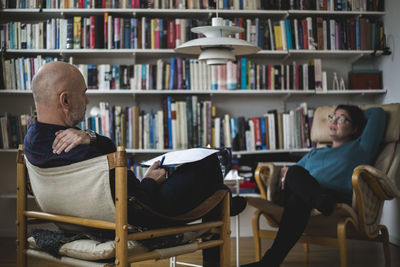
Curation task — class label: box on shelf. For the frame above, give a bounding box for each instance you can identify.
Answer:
[348,70,382,90]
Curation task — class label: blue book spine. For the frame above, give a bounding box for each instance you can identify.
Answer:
[185,59,190,90]
[124,19,130,48]
[298,22,303,50]
[258,19,265,49]
[141,64,146,89]
[255,18,259,47]
[109,105,115,144]
[22,58,27,90]
[10,23,14,48]
[240,58,247,89]
[260,116,267,149]
[149,112,154,149]
[169,57,176,89]
[356,17,360,50]
[230,117,238,142]
[285,20,293,50]
[239,0,243,10]
[159,18,164,48]
[131,18,137,48]
[223,0,229,9]
[167,96,172,149]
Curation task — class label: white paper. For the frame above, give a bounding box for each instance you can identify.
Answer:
[140,148,219,167]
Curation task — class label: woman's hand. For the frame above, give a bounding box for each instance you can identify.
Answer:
[52,129,90,154]
[144,161,167,184]
[280,166,289,190]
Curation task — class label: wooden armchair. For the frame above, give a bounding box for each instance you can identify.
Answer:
[247,103,400,267]
[16,146,230,267]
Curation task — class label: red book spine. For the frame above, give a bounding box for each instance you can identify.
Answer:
[267,65,271,89]
[155,18,160,49]
[79,0,84,8]
[167,20,175,49]
[252,117,262,149]
[301,19,309,50]
[238,18,244,40]
[104,13,108,48]
[90,16,95,49]
[102,0,106,8]
[175,19,181,48]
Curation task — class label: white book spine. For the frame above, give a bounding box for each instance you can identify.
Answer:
[323,20,327,50]
[248,119,256,151]
[268,114,276,150]
[294,19,299,50]
[330,19,336,50]
[214,117,221,148]
[306,17,315,50]
[303,63,309,90]
[280,20,287,51]
[223,114,232,148]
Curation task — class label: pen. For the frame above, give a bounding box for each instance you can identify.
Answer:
[158,155,165,169]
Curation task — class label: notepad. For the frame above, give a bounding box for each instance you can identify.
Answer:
[140,148,219,168]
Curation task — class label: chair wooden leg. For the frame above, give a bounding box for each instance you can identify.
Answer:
[252,210,262,261]
[379,226,391,267]
[16,149,27,267]
[220,193,230,267]
[303,242,309,265]
[337,218,350,267]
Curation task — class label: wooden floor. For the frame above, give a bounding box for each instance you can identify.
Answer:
[1,236,400,267]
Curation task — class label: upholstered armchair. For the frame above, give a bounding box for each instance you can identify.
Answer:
[247,103,400,267]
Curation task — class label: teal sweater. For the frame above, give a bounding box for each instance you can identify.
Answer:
[297,108,386,203]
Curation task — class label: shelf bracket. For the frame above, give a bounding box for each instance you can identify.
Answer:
[349,53,363,65]
[282,94,291,111]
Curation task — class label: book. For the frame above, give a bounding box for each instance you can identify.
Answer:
[140,148,219,167]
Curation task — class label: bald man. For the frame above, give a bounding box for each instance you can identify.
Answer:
[24,62,246,230]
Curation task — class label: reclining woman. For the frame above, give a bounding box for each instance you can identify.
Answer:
[24,61,245,267]
[242,104,386,267]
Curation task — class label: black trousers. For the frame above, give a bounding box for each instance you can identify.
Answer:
[261,165,349,267]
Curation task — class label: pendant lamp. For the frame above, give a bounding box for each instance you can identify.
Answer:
[174,8,260,65]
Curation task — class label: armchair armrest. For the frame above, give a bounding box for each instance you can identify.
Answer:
[254,163,283,204]
[353,165,400,201]
[352,165,400,236]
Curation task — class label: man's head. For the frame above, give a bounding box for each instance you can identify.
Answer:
[32,62,88,127]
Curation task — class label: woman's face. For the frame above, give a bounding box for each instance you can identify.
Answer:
[328,109,357,145]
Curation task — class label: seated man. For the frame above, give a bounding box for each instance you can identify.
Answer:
[24,62,245,265]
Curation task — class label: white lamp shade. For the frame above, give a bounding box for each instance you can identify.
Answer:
[175,37,260,56]
[174,17,260,65]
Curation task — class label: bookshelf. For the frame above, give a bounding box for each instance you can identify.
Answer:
[0,1,389,236]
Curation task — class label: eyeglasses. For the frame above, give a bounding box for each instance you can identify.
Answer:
[328,114,352,124]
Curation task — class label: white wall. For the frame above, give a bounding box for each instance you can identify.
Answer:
[378,0,400,246]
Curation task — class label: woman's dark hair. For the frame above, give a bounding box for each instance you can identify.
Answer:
[335,104,366,140]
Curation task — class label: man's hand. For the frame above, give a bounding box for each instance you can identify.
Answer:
[144,161,167,184]
[280,166,289,190]
[52,129,90,154]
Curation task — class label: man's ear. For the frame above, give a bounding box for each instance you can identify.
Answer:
[59,92,69,109]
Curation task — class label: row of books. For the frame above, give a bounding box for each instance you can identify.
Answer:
[1,55,324,91]
[0,113,33,149]
[1,15,386,51]
[273,17,385,51]
[0,56,58,91]
[3,0,385,11]
[79,98,315,152]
